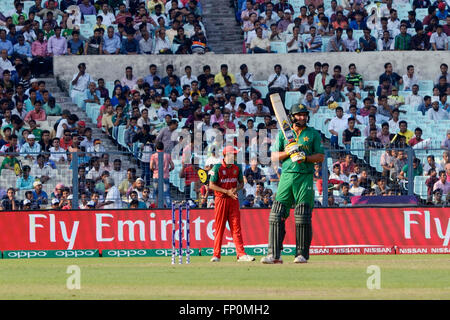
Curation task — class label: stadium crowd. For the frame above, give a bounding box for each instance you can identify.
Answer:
[235,0,450,53]
[0,0,449,211]
[0,0,209,79]
[0,55,449,210]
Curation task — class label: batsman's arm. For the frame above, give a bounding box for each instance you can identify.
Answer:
[305,153,325,163]
[271,150,290,163]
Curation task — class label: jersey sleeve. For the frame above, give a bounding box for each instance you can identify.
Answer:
[312,129,325,155]
[209,164,220,183]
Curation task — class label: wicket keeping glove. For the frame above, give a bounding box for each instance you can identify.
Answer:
[290,151,306,163]
[285,142,299,156]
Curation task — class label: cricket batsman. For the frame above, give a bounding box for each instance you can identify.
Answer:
[208,145,255,262]
[261,104,324,264]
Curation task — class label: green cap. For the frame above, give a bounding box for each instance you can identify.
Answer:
[290,104,309,115]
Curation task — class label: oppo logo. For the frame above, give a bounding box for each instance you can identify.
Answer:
[203,248,236,255]
[281,247,295,254]
[250,247,268,255]
[155,249,193,256]
[105,249,149,257]
[7,251,47,258]
[54,250,96,258]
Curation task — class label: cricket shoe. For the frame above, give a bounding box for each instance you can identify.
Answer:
[237,254,255,262]
[293,255,308,263]
[260,255,283,264]
[210,256,220,262]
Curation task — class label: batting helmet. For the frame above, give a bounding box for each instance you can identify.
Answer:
[290,104,310,123]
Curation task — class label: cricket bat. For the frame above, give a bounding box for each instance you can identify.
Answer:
[270,93,304,163]
[270,93,296,144]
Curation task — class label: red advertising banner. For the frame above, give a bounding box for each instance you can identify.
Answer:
[0,207,448,254]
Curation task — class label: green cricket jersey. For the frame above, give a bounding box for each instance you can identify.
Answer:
[272,126,324,174]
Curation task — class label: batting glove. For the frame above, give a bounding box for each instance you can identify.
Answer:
[285,142,299,156]
[290,151,306,163]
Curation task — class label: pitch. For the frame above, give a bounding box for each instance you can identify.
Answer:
[0,255,449,299]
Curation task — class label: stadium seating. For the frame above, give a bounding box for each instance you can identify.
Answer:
[270,41,288,54]
[252,80,269,99]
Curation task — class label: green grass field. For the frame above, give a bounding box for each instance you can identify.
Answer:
[0,255,449,299]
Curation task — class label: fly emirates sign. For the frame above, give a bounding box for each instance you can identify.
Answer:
[404,210,450,246]
[0,208,447,252]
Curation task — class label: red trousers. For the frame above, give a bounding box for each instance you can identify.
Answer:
[213,196,246,258]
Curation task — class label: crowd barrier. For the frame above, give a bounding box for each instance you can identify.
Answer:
[0,207,448,258]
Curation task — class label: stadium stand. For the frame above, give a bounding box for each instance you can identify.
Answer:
[0,0,449,211]
[236,0,450,53]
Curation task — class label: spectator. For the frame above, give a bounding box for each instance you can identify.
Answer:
[327,28,346,52]
[340,154,356,177]
[103,26,121,55]
[408,127,425,147]
[433,170,450,195]
[267,64,288,102]
[0,188,20,211]
[379,62,403,88]
[411,26,431,50]
[32,180,48,206]
[430,25,449,50]
[103,177,122,209]
[85,28,104,55]
[397,120,414,143]
[426,168,439,196]
[304,26,322,52]
[380,148,396,178]
[427,98,449,120]
[330,163,349,184]
[16,165,35,190]
[243,173,257,196]
[31,154,53,184]
[441,130,450,150]
[313,63,332,96]
[424,155,444,175]
[326,106,348,149]
[374,177,390,196]
[359,28,377,51]
[405,85,423,110]
[342,117,361,150]
[150,141,174,206]
[250,27,271,53]
[394,24,412,51]
[399,158,423,181]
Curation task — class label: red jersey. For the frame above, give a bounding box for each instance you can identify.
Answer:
[210,161,243,198]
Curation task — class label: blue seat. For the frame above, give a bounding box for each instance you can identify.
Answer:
[171,43,180,53]
[270,41,288,53]
[321,36,330,52]
[285,91,302,110]
[414,176,428,200]
[252,80,269,99]
[407,28,416,36]
[415,9,428,22]
[289,0,305,14]
[117,125,127,149]
[350,136,365,160]
[418,80,433,92]
[363,80,379,90]
[79,24,93,39]
[83,15,97,25]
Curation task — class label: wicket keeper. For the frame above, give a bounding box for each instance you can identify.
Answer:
[261,104,324,264]
[208,146,255,262]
